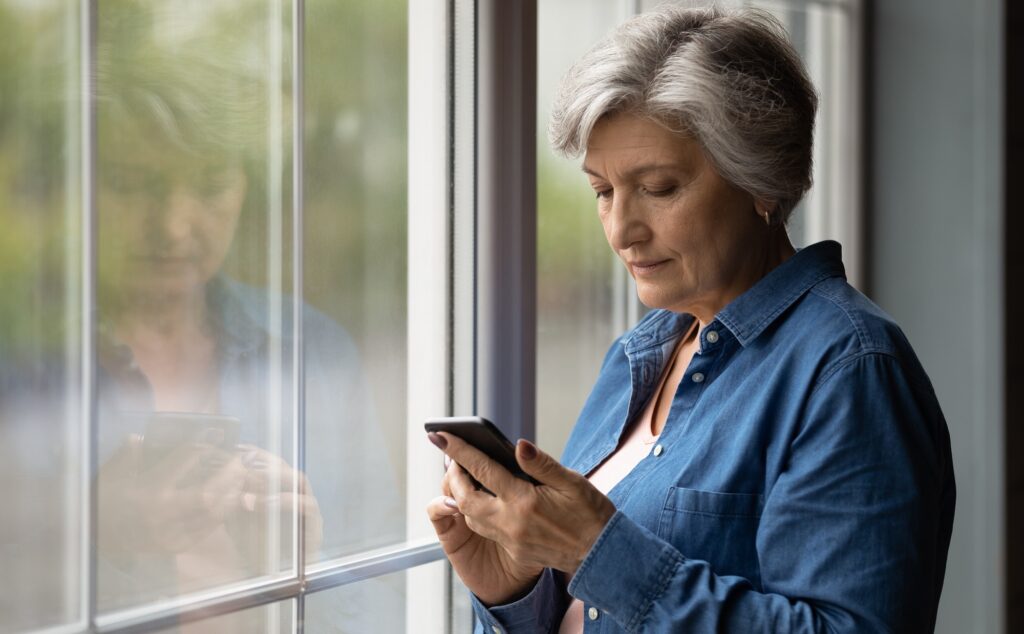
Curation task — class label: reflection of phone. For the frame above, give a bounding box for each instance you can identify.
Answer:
[424,416,541,492]
[141,412,240,478]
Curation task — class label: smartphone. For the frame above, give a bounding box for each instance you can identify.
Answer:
[424,416,541,492]
[140,412,240,483]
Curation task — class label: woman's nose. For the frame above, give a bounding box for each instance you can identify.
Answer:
[605,193,650,252]
[156,188,198,241]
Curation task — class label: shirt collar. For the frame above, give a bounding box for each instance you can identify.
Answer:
[205,275,273,358]
[716,240,846,346]
[622,310,695,354]
[623,240,846,351]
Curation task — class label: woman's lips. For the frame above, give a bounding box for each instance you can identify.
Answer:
[629,259,670,276]
[131,256,196,271]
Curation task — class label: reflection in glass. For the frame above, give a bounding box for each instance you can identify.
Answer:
[0,1,83,631]
[153,599,294,634]
[0,0,409,625]
[302,0,408,561]
[88,0,406,617]
[93,1,302,612]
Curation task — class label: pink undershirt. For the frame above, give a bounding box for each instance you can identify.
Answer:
[557,330,689,633]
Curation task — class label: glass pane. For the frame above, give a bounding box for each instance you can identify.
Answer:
[95,1,297,613]
[0,0,83,631]
[302,0,408,564]
[536,0,629,456]
[304,560,445,633]
[153,599,294,634]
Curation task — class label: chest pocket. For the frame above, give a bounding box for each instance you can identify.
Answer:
[657,487,764,589]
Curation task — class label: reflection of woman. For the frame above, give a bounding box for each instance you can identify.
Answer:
[428,7,955,633]
[85,6,403,630]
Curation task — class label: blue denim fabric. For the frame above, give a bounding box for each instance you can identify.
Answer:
[472,241,955,633]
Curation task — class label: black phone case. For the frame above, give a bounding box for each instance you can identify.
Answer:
[424,416,541,490]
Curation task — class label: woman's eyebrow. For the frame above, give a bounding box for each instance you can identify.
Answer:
[581,163,677,179]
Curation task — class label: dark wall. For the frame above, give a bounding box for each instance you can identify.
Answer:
[1006,2,1022,630]
[870,1,1004,631]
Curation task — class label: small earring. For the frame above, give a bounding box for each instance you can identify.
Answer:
[762,212,771,226]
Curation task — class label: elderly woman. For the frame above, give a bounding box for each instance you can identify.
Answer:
[426,6,955,633]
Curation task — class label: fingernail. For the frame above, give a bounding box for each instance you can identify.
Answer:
[427,432,447,451]
[518,439,537,460]
[443,496,459,509]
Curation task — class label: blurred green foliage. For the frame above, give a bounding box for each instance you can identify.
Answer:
[537,149,616,314]
[1,0,601,408]
[0,1,80,363]
[0,0,407,361]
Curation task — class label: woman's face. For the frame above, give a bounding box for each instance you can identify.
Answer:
[98,143,246,303]
[583,112,769,322]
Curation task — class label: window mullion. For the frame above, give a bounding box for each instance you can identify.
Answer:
[292,1,306,632]
[82,0,98,630]
[406,1,453,633]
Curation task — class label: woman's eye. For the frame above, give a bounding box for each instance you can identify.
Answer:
[643,185,676,197]
[594,189,612,200]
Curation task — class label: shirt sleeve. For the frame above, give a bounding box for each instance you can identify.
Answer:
[565,351,954,633]
[469,568,570,634]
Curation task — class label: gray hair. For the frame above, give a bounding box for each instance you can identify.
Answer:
[549,5,818,222]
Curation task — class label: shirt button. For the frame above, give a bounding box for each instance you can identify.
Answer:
[705,330,719,344]
[588,607,600,620]
[491,625,502,634]
[692,372,705,383]
[653,444,664,457]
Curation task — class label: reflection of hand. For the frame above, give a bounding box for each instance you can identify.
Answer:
[426,432,616,606]
[226,445,323,564]
[97,434,246,560]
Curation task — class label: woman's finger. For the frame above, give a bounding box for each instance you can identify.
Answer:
[146,442,206,484]
[446,459,499,527]
[434,432,521,499]
[426,495,462,521]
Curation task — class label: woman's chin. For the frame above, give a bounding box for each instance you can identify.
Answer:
[635,286,683,313]
[117,275,207,304]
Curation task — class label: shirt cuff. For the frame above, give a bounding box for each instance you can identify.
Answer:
[567,510,683,631]
[470,568,568,634]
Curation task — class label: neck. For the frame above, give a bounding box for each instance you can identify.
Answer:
[691,226,796,330]
[108,287,211,349]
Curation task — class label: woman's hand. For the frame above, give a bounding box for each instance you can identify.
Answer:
[97,434,246,558]
[427,457,544,606]
[226,445,324,563]
[425,432,616,605]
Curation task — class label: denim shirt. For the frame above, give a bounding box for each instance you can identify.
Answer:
[472,241,955,633]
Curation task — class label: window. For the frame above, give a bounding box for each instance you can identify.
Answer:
[0,0,450,631]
